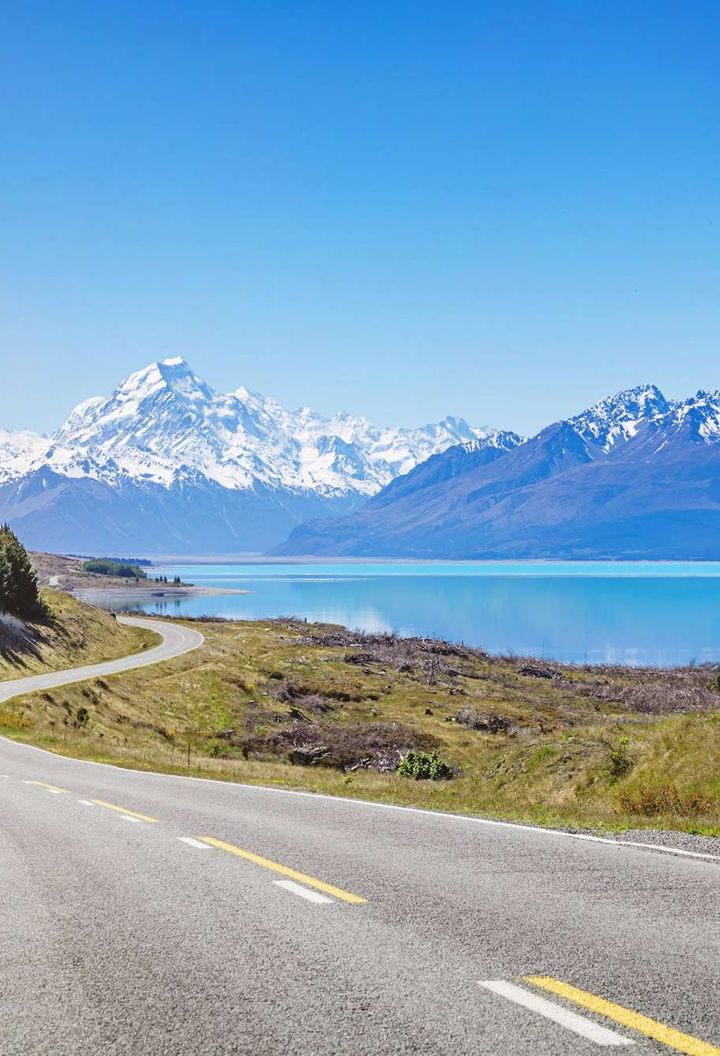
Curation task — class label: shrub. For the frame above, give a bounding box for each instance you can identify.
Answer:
[398,750,453,781]
[607,736,633,780]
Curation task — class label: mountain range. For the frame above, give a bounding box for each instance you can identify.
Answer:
[4,362,719,559]
[276,384,720,559]
[0,359,490,553]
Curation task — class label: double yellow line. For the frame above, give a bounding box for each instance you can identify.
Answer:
[526,976,720,1056]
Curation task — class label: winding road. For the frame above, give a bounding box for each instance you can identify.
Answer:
[0,615,204,704]
[1,616,719,1055]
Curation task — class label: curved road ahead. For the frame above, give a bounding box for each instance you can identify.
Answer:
[0,615,204,704]
[1,618,719,1055]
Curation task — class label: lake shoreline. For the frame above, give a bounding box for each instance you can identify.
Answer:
[73,585,250,601]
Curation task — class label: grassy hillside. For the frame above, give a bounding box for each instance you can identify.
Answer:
[1,610,719,835]
[0,590,159,681]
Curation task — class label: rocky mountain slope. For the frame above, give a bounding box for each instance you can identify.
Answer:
[276,385,720,559]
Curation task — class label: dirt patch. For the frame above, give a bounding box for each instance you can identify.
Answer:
[453,708,514,733]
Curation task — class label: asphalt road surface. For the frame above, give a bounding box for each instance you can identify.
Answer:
[1,617,719,1055]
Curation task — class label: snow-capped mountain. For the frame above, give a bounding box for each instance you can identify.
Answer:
[650,389,720,447]
[569,383,673,451]
[6,368,720,558]
[276,384,720,560]
[35,357,490,495]
[0,358,493,553]
[0,430,48,485]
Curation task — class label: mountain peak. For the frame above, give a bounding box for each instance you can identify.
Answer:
[114,358,214,405]
[38,360,492,496]
[569,382,671,451]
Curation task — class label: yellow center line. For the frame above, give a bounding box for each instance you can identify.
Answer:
[27,780,69,793]
[91,799,159,823]
[198,837,368,905]
[525,976,720,1056]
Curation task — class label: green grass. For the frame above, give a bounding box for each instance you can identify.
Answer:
[2,610,719,836]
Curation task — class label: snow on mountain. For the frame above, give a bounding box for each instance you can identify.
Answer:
[0,429,48,484]
[668,390,720,445]
[8,358,492,497]
[568,384,673,451]
[460,430,525,454]
[4,371,719,558]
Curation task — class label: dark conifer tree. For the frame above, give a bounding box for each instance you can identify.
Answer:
[0,546,10,613]
[0,525,40,617]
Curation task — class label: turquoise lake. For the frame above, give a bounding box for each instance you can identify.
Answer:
[80,560,720,668]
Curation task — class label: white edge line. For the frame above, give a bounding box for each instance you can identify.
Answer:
[177,837,213,849]
[478,981,634,1047]
[118,815,143,823]
[3,741,719,865]
[273,879,334,904]
[78,799,95,805]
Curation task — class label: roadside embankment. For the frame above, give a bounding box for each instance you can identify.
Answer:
[0,590,159,683]
[2,605,719,837]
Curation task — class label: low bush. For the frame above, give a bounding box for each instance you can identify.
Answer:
[398,750,454,781]
[607,736,633,780]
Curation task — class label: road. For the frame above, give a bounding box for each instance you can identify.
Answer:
[1,618,719,1055]
[0,615,204,704]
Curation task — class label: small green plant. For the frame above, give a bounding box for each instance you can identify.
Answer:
[607,735,632,780]
[529,744,556,766]
[398,750,453,780]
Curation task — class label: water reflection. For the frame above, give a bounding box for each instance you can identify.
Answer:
[77,562,720,667]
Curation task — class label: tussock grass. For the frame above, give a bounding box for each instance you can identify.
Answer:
[2,612,719,835]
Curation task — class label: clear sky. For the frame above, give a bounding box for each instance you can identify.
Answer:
[1,1,718,436]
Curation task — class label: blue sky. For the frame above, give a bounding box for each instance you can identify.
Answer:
[1,1,718,435]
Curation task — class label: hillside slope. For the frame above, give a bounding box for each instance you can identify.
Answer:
[277,387,720,558]
[0,591,158,681]
[2,610,719,835]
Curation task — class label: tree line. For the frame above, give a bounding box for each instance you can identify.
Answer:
[0,525,41,618]
[82,558,148,580]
